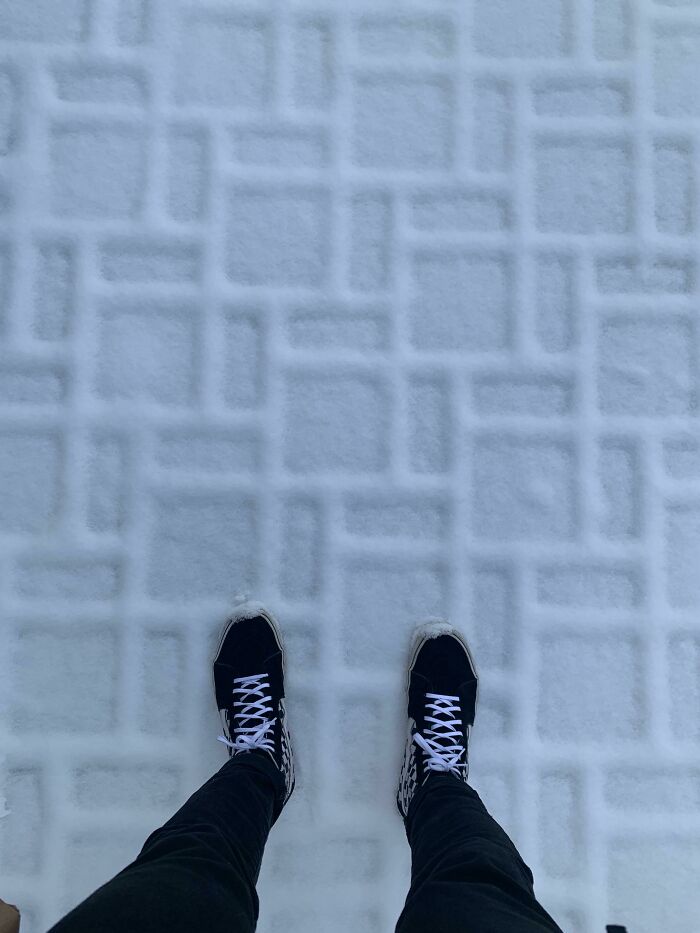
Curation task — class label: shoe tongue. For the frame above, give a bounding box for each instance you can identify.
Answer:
[214,652,282,704]
[409,673,476,727]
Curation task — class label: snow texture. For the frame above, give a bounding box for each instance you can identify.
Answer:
[0,2,699,932]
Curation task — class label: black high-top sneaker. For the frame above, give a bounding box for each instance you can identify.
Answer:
[213,600,295,810]
[397,618,479,820]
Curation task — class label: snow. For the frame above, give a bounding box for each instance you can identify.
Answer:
[1,2,699,932]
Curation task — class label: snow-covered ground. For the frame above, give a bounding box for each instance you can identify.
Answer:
[1,2,699,931]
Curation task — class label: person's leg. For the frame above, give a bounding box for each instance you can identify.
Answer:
[396,772,563,933]
[48,750,284,933]
[395,620,562,933]
[48,600,295,933]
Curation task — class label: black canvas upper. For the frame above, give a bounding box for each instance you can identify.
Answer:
[402,631,478,806]
[214,617,284,712]
[212,613,294,811]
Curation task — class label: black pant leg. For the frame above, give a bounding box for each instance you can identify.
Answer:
[47,751,284,933]
[396,774,564,933]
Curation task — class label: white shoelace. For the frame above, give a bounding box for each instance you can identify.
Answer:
[413,692,467,779]
[217,673,276,755]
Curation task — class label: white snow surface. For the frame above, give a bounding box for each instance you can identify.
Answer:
[1,2,699,932]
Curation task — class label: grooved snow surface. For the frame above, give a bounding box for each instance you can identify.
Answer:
[0,3,699,933]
